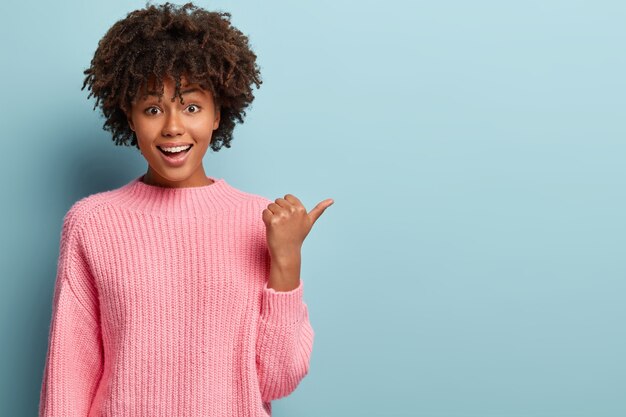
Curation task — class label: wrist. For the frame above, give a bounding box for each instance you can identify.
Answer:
[268,253,301,292]
[269,248,301,267]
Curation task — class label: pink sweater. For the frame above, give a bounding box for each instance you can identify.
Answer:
[39,174,314,417]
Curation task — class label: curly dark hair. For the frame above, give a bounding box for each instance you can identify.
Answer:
[81,1,262,152]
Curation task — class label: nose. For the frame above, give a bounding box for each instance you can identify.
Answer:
[161,110,185,137]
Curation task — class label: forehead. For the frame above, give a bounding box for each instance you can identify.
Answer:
[137,75,207,98]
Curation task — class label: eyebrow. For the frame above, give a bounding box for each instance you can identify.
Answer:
[144,87,202,97]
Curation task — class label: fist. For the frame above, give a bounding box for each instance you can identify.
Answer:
[262,194,334,260]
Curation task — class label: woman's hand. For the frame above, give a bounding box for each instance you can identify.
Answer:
[262,194,333,291]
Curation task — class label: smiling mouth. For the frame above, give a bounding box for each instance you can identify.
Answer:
[157,145,193,157]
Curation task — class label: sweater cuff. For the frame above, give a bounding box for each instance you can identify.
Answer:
[260,279,305,326]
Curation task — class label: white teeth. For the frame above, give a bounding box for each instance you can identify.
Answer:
[158,145,192,153]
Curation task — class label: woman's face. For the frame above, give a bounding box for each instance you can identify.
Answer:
[127,75,220,188]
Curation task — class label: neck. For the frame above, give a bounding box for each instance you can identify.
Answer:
[142,167,215,188]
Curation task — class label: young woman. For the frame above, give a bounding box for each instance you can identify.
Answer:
[39,3,333,416]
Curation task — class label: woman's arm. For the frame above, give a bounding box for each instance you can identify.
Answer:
[255,193,331,401]
[39,205,104,416]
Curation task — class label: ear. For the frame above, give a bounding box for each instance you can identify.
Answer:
[126,111,135,132]
[213,107,221,130]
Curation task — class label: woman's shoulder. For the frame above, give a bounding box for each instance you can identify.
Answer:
[225,183,273,208]
[62,188,119,232]
[242,193,275,219]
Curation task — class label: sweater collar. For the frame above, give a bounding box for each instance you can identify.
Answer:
[118,174,248,217]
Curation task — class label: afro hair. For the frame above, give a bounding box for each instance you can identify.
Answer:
[81,1,262,151]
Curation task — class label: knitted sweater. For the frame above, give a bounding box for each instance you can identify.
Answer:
[39,174,314,417]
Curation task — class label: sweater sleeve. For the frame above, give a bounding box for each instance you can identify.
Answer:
[256,278,315,402]
[39,207,104,417]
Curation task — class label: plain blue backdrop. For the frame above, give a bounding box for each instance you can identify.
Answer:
[1,0,625,416]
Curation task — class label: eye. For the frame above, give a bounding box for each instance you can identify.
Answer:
[144,106,161,116]
[186,104,201,113]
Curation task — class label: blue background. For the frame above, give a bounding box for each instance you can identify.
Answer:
[1,1,625,416]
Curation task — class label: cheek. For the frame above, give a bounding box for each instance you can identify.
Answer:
[188,119,217,137]
[134,120,161,139]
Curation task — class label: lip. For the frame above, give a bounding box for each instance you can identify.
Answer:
[157,144,193,167]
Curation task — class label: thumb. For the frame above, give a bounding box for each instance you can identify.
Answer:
[308,198,334,225]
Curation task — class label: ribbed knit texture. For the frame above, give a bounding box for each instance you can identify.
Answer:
[39,174,314,417]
